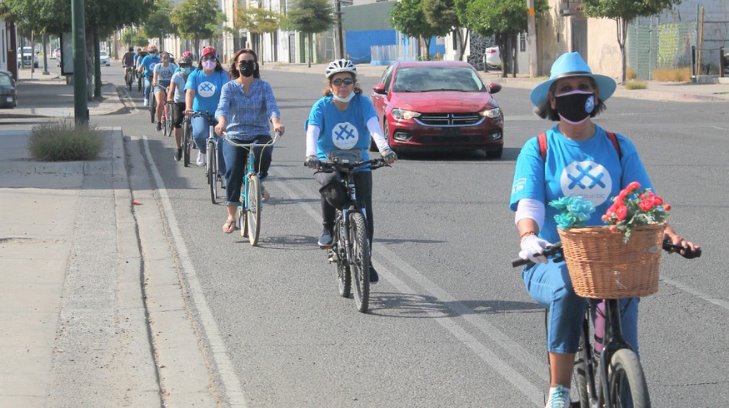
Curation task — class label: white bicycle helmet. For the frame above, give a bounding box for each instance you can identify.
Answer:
[326,59,356,78]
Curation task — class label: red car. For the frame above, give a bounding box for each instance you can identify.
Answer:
[370,61,504,158]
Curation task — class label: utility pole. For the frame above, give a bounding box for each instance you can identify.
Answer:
[336,0,344,59]
[72,0,89,125]
[527,0,538,77]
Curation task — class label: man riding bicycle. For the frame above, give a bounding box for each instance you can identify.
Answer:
[152,51,178,131]
[121,47,136,87]
[137,44,160,107]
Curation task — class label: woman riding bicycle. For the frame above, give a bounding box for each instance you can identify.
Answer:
[168,51,195,161]
[137,44,160,107]
[509,52,700,408]
[184,46,230,168]
[152,51,178,131]
[214,49,285,234]
[304,59,397,283]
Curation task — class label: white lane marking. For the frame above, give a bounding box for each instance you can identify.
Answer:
[662,277,729,311]
[142,137,248,408]
[274,166,544,406]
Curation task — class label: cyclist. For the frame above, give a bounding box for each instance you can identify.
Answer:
[152,51,178,131]
[303,59,397,283]
[168,51,195,161]
[137,44,160,107]
[184,46,230,169]
[509,52,700,408]
[134,47,147,92]
[214,48,285,234]
[121,46,136,85]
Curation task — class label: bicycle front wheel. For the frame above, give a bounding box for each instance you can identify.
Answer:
[207,141,218,204]
[608,349,651,408]
[182,121,191,167]
[149,97,155,123]
[246,174,261,246]
[349,212,370,313]
[334,213,351,298]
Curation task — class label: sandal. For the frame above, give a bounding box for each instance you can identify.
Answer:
[222,218,236,234]
[261,185,270,203]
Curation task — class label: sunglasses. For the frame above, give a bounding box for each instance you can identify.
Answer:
[331,78,354,86]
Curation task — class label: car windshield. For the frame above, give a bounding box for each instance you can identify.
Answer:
[393,66,486,93]
[0,75,12,87]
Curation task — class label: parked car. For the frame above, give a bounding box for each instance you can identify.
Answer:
[99,51,111,66]
[370,61,504,158]
[0,71,17,109]
[17,46,38,68]
[484,46,502,70]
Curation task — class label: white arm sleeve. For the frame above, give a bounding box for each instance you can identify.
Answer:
[515,198,545,231]
[366,116,390,152]
[306,124,320,157]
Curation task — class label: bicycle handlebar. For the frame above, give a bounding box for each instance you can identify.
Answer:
[511,238,701,268]
[222,131,281,148]
[314,157,389,172]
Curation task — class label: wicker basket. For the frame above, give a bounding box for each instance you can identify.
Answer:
[557,223,666,299]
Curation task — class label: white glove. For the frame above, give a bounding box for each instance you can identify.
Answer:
[380,148,397,165]
[518,234,552,264]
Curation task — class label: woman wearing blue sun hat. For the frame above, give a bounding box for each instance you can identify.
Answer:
[508,52,700,407]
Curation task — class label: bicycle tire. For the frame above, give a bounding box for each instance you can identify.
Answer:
[349,212,370,313]
[165,109,173,137]
[238,206,248,238]
[182,121,191,167]
[608,349,651,408]
[246,174,261,246]
[149,96,155,123]
[334,213,351,298]
[572,332,590,408]
[207,141,217,204]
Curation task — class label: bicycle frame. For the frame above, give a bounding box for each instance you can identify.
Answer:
[223,132,280,210]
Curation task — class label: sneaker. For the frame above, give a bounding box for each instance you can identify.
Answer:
[156,121,162,131]
[369,265,379,283]
[545,385,570,408]
[196,152,206,167]
[175,147,182,161]
[318,228,333,248]
[261,184,269,202]
[143,98,148,106]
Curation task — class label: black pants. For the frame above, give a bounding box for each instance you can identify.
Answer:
[319,171,373,242]
[223,135,273,206]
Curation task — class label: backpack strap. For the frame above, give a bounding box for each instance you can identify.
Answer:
[537,130,621,161]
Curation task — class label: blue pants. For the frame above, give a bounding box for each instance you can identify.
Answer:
[522,259,639,354]
[223,135,272,206]
[192,114,225,176]
[143,76,153,101]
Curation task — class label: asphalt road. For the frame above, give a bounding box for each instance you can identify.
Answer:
[93,64,728,407]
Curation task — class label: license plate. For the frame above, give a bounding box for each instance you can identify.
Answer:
[5,97,12,102]
[443,127,460,137]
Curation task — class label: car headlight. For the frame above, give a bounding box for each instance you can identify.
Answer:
[480,107,501,118]
[391,108,421,121]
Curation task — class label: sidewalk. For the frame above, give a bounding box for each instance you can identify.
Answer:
[0,61,726,407]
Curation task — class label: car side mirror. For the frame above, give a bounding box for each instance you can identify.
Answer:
[487,82,502,94]
[372,83,386,94]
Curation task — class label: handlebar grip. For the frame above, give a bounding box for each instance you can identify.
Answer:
[662,239,702,259]
[511,258,531,268]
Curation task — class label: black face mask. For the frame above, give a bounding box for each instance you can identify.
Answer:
[555,90,595,124]
[239,60,256,77]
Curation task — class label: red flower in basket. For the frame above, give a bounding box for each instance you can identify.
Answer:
[602,182,670,242]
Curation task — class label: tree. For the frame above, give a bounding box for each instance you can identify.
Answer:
[237,6,283,61]
[465,0,547,77]
[582,0,682,83]
[422,0,468,61]
[390,0,443,59]
[287,0,333,67]
[144,0,176,50]
[172,0,225,57]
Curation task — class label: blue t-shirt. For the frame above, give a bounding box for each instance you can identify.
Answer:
[306,94,377,163]
[184,69,229,115]
[139,54,160,78]
[509,125,652,243]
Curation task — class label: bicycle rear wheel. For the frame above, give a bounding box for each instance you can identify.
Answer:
[182,120,191,167]
[349,212,370,313]
[246,174,261,245]
[207,141,218,204]
[334,213,351,298]
[572,331,591,408]
[238,205,248,238]
[608,349,651,408]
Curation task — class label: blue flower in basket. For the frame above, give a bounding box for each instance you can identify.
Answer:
[549,196,595,230]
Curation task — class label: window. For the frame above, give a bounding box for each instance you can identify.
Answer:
[520,32,526,52]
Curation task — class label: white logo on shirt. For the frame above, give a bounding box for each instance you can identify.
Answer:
[198,81,216,98]
[332,122,359,150]
[560,160,612,205]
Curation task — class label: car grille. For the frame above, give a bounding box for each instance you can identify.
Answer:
[416,113,483,127]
